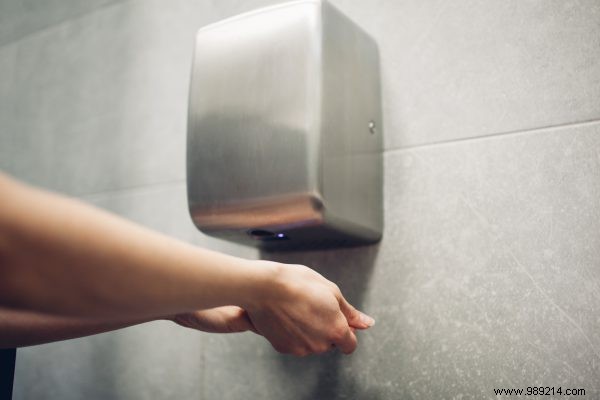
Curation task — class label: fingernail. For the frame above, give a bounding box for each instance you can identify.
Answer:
[360,312,375,327]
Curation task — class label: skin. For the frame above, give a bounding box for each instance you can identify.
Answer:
[0,306,256,349]
[0,173,374,355]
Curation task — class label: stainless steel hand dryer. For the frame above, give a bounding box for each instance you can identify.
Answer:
[187,0,382,250]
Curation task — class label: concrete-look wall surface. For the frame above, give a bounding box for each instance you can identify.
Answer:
[1,0,599,398]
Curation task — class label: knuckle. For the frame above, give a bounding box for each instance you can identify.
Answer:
[294,264,310,273]
[325,279,338,290]
[313,344,330,354]
[233,307,246,319]
[330,283,342,296]
[271,343,290,354]
[292,347,309,357]
[330,325,348,342]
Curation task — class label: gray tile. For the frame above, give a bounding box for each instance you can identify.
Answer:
[346,305,598,399]
[0,0,122,46]
[7,0,222,195]
[14,120,600,399]
[12,109,186,195]
[0,42,17,172]
[7,1,600,399]
[256,122,600,398]
[84,181,259,259]
[14,321,205,400]
[203,329,386,400]
[333,0,600,148]
[212,0,281,19]
[6,0,600,194]
[204,348,351,400]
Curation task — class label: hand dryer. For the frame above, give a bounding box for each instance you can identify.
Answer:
[187,0,382,250]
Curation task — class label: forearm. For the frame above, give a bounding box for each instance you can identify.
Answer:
[0,307,153,348]
[0,173,269,319]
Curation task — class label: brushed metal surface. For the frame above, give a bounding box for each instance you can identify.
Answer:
[187,0,382,250]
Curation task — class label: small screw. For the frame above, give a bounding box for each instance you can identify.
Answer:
[368,120,376,134]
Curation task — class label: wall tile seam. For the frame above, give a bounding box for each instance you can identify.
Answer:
[79,179,186,202]
[72,116,600,200]
[0,0,127,50]
[384,117,600,155]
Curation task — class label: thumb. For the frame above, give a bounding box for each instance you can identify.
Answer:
[221,306,257,333]
[338,297,375,330]
[177,306,257,334]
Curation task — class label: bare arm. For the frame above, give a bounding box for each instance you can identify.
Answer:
[0,173,374,355]
[0,173,267,319]
[0,306,255,349]
[0,308,150,348]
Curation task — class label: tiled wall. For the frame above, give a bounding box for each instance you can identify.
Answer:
[2,0,600,398]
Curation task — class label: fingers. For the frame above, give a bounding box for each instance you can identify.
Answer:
[332,321,358,354]
[245,262,375,358]
[337,293,375,330]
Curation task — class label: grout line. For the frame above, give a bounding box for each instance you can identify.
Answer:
[384,118,600,155]
[79,179,186,201]
[0,0,128,49]
[78,118,600,199]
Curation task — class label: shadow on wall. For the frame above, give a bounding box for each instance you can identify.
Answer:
[260,243,384,400]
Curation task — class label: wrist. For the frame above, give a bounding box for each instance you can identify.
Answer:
[236,259,281,312]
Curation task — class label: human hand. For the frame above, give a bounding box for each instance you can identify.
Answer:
[171,306,256,334]
[242,261,375,356]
